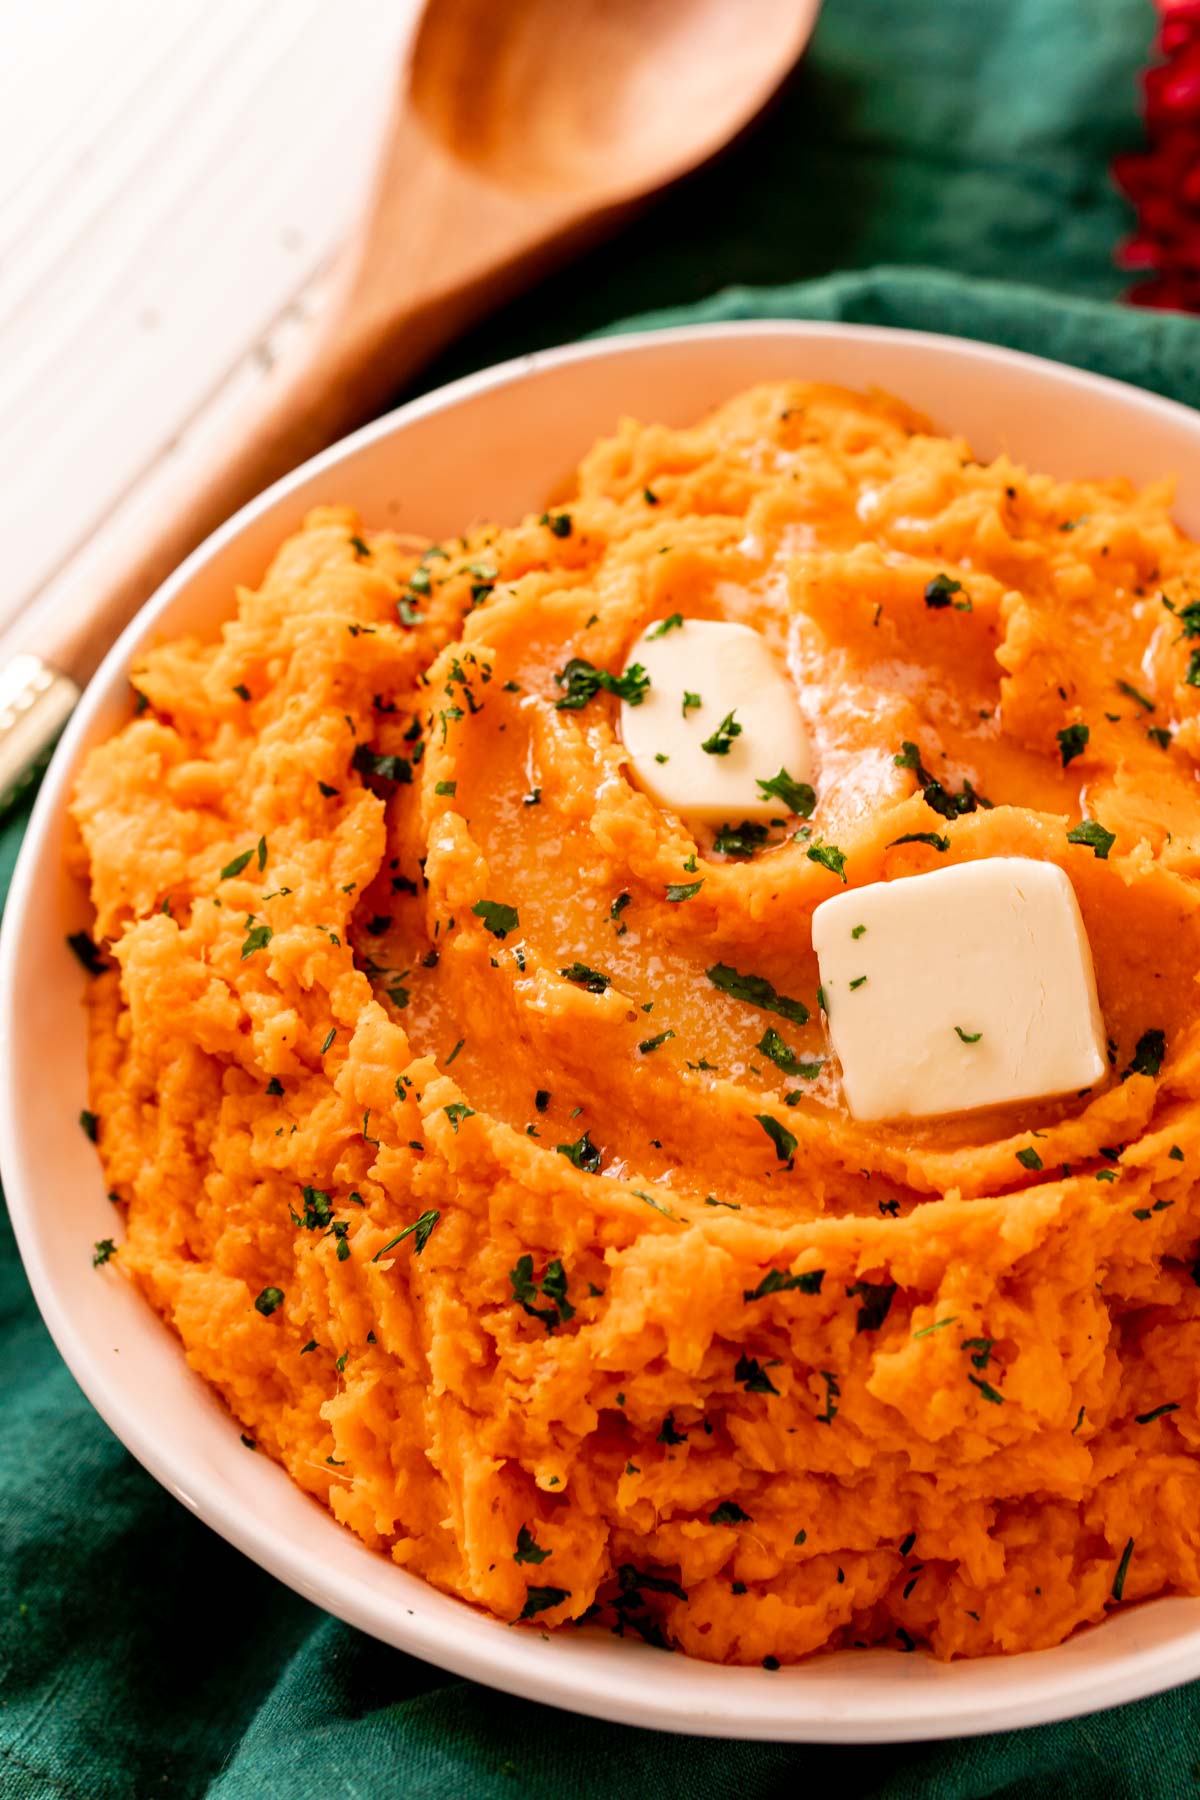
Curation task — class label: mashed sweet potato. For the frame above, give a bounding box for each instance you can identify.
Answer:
[71,382,1200,1664]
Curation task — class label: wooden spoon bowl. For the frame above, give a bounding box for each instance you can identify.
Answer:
[410,0,819,197]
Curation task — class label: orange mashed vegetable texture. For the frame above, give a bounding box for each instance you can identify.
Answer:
[72,382,1200,1666]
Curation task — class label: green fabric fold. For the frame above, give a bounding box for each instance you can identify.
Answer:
[603,265,1200,411]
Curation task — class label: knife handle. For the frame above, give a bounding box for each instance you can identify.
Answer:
[0,654,80,814]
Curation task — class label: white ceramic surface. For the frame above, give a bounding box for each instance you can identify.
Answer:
[5,321,1200,1743]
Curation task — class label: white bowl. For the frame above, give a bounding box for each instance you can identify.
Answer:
[5,321,1200,1742]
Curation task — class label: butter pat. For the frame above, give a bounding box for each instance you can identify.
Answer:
[811,858,1107,1121]
[619,618,813,825]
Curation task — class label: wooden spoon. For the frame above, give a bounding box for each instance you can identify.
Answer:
[0,0,821,800]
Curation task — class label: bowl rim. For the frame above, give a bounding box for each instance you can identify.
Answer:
[6,316,1200,1743]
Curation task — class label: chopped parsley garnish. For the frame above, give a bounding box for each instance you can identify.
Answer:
[1123,1028,1165,1080]
[349,534,371,558]
[232,683,251,701]
[539,510,572,537]
[968,1374,1004,1404]
[713,820,770,857]
[806,841,847,882]
[955,1026,982,1044]
[509,1254,575,1330]
[1016,1146,1043,1171]
[754,1114,797,1163]
[706,963,809,1025]
[319,1027,336,1055]
[1148,727,1172,750]
[848,1280,896,1333]
[444,1102,475,1133]
[518,1585,570,1619]
[241,922,273,960]
[888,831,951,851]
[92,1238,117,1267]
[893,741,987,818]
[371,1210,440,1261]
[644,487,660,505]
[639,1029,675,1054]
[682,690,701,717]
[744,1267,823,1302]
[535,1089,550,1113]
[523,787,541,806]
[514,1525,551,1565]
[700,711,742,756]
[292,1186,333,1230]
[849,975,867,991]
[266,1076,284,1095]
[815,1370,840,1424]
[352,745,412,784]
[435,780,456,797]
[1172,596,1200,638]
[318,781,339,798]
[1135,1401,1179,1425]
[925,573,964,608]
[555,657,649,711]
[220,848,254,880]
[79,1109,98,1141]
[1112,1538,1134,1602]
[709,1501,751,1525]
[648,613,683,637]
[912,1315,958,1338]
[1117,678,1155,712]
[560,962,610,993]
[254,1286,285,1317]
[657,1412,688,1443]
[67,931,107,975]
[757,1026,805,1074]
[1067,819,1115,858]
[665,880,703,902]
[471,898,520,938]
[755,768,816,817]
[634,1188,688,1223]
[397,599,425,626]
[735,1355,780,1395]
[1057,723,1089,767]
[556,1131,602,1173]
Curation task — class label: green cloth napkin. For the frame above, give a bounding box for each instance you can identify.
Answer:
[8,3,1200,1795]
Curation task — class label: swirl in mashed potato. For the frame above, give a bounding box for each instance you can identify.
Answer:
[72,382,1200,1663]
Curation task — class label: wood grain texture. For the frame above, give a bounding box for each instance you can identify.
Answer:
[10,0,818,689]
